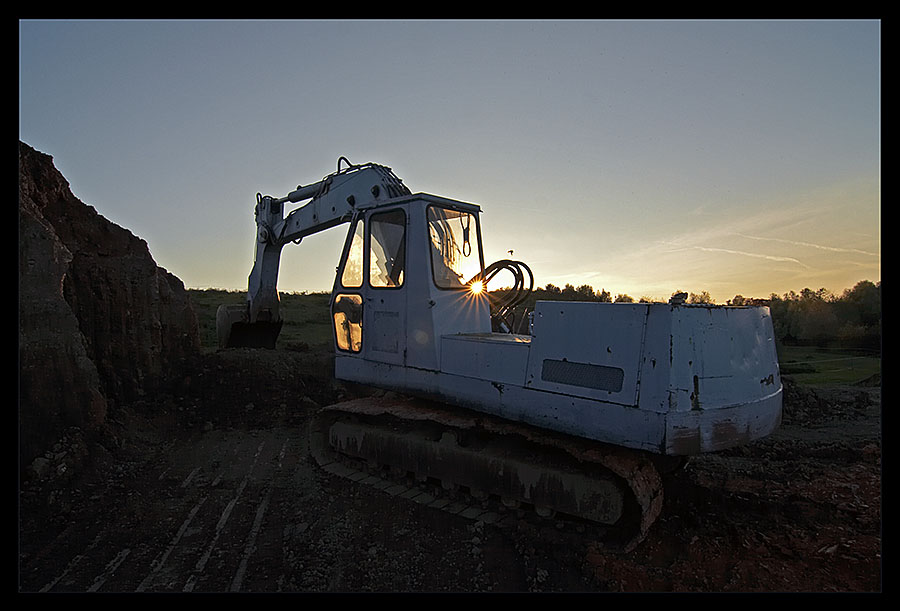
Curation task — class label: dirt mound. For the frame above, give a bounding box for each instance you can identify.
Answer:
[855,372,881,387]
[781,376,878,425]
[19,141,201,469]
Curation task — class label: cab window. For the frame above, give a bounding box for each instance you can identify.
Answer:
[340,218,364,288]
[428,206,482,288]
[369,209,406,288]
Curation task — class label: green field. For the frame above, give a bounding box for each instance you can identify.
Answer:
[776,344,881,386]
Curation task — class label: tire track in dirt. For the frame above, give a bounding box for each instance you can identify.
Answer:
[181,439,265,592]
[31,429,305,593]
[133,430,297,592]
[135,496,209,591]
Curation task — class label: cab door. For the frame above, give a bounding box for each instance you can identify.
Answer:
[362,207,407,366]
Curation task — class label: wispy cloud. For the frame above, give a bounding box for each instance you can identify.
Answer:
[692,246,810,268]
[650,204,822,252]
[735,234,879,257]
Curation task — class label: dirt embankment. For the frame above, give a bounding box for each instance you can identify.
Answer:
[18,141,200,469]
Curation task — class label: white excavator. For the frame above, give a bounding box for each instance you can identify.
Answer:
[217,157,782,549]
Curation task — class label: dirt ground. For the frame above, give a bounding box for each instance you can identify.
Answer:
[18,348,882,593]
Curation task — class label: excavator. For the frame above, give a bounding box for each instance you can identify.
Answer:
[217,157,782,550]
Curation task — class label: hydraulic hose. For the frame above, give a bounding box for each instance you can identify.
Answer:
[470,259,534,333]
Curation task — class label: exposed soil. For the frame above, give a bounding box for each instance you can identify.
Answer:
[18,348,882,593]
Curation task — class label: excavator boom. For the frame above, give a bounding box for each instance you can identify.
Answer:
[217,158,410,348]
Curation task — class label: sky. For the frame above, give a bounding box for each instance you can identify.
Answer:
[19,19,880,303]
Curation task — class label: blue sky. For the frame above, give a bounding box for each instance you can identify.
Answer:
[19,20,880,302]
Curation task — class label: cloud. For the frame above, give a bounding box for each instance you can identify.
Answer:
[735,234,878,257]
[691,246,810,268]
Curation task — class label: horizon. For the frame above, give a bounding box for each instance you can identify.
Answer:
[185,277,879,304]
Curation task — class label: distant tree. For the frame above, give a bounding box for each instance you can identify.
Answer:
[836,280,881,329]
[614,293,634,303]
[832,280,881,350]
[796,297,838,345]
[573,284,593,300]
[767,284,870,347]
[688,291,714,304]
[544,283,561,295]
[805,287,833,302]
[596,288,612,302]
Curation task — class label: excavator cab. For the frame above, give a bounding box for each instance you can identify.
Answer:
[329,196,491,373]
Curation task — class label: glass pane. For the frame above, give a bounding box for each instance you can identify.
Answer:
[428,207,482,288]
[340,219,364,288]
[333,293,363,352]
[369,209,406,288]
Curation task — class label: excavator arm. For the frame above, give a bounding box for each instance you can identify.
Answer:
[217,157,410,348]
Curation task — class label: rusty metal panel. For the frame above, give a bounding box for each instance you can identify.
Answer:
[664,391,782,454]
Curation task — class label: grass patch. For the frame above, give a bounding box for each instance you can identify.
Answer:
[188,289,333,352]
[777,344,881,386]
[278,291,333,350]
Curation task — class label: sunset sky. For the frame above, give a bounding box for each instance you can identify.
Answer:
[19,20,880,303]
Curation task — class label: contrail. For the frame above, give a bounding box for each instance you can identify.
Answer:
[693,246,810,268]
[736,234,878,257]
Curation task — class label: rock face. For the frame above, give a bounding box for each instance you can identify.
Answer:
[18,141,201,467]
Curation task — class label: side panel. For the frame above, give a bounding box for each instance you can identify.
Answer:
[440,333,530,386]
[525,302,648,407]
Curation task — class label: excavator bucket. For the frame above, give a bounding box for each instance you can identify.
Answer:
[216,304,283,349]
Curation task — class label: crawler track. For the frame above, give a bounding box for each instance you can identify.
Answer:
[309,396,664,551]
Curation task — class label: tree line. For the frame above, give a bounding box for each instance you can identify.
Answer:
[497,279,881,352]
[762,281,881,351]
